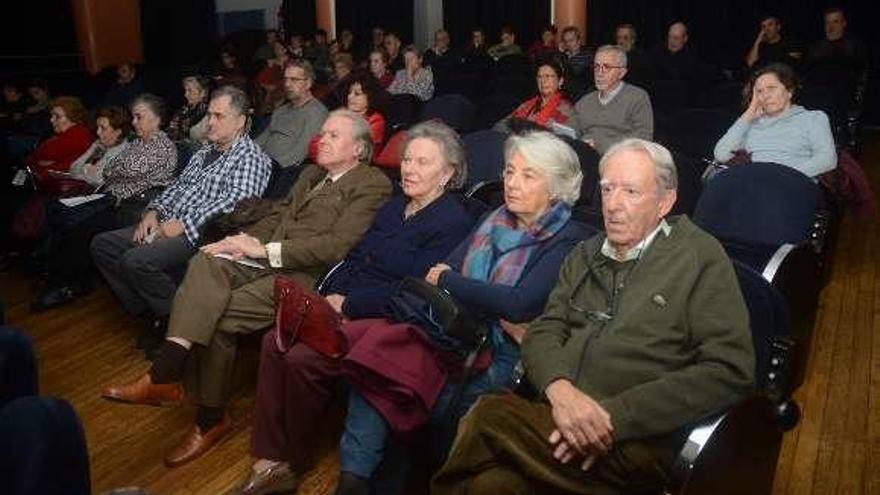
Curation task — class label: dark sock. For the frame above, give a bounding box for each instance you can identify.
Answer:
[334,472,370,495]
[195,405,225,432]
[147,340,189,384]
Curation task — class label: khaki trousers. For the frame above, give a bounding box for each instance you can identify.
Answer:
[431,393,682,495]
[167,252,311,407]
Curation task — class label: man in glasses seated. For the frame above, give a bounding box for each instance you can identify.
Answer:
[569,45,654,153]
[432,138,755,495]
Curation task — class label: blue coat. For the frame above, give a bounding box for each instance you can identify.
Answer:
[324,193,476,319]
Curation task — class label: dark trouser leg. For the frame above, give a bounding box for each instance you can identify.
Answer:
[90,226,148,315]
[0,396,91,495]
[0,326,38,407]
[251,332,342,469]
[118,233,196,318]
[47,206,117,287]
[431,393,679,495]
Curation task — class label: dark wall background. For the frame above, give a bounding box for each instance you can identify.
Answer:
[444,0,551,51]
[282,0,317,38]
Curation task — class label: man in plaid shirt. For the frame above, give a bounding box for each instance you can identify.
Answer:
[91,86,271,332]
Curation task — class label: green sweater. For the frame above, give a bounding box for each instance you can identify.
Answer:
[522,216,755,442]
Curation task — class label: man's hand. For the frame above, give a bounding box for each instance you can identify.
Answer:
[201,233,268,260]
[159,219,185,239]
[581,137,596,149]
[548,429,600,471]
[499,319,528,344]
[545,379,613,454]
[325,294,346,314]
[425,263,452,286]
[133,211,159,244]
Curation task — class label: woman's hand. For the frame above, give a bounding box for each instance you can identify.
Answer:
[325,294,346,314]
[425,263,452,286]
[499,319,529,344]
[743,87,763,122]
[133,211,159,244]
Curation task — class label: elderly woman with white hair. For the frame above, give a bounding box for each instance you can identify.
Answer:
[333,130,589,495]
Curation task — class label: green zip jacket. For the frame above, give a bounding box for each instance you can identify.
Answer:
[522,215,755,442]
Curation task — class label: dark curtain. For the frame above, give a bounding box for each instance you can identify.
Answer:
[282,0,317,38]
[140,0,218,68]
[335,0,414,46]
[444,0,550,51]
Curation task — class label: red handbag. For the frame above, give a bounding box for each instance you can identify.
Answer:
[273,275,347,358]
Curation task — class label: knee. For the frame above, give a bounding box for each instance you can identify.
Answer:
[89,230,113,258]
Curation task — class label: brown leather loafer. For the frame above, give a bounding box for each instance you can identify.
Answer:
[164,415,232,467]
[102,374,184,406]
[227,463,300,494]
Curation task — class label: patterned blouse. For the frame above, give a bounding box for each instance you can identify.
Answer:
[388,67,435,101]
[102,131,176,200]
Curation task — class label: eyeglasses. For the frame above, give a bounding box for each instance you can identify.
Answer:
[593,63,624,73]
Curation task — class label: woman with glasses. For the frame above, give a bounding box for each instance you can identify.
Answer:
[494,60,574,133]
[333,130,588,495]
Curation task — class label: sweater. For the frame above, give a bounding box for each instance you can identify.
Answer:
[68,140,130,186]
[571,83,654,153]
[522,216,755,443]
[713,105,836,178]
[26,124,94,183]
[255,98,328,168]
[324,193,476,319]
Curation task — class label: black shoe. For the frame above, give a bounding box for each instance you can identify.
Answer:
[31,286,79,312]
[334,472,370,495]
[135,317,168,350]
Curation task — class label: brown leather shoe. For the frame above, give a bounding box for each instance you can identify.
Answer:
[102,374,184,406]
[227,463,300,494]
[164,415,232,467]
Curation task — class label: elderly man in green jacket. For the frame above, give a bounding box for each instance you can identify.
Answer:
[432,138,755,495]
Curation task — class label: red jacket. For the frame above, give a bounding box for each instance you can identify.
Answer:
[26,124,93,183]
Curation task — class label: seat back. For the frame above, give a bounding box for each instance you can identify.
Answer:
[693,162,821,246]
[462,130,507,189]
[655,108,735,160]
[386,94,423,132]
[419,94,476,133]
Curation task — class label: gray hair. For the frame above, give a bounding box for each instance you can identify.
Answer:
[402,120,468,190]
[503,131,583,205]
[210,85,250,116]
[328,108,373,166]
[596,44,628,68]
[285,59,316,83]
[130,93,166,123]
[599,138,678,191]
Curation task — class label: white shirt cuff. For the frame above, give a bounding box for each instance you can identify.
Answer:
[266,242,283,268]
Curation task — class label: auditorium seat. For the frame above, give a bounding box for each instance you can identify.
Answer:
[462,129,507,190]
[419,94,476,134]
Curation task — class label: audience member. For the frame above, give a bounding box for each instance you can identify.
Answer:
[343,71,387,156]
[745,14,802,68]
[101,109,392,468]
[462,28,489,66]
[0,81,29,132]
[432,138,755,495]
[571,45,654,153]
[615,23,650,86]
[650,22,705,84]
[166,75,210,145]
[495,60,574,132]
[714,63,836,178]
[91,87,271,336]
[526,24,559,61]
[215,47,249,90]
[104,63,144,108]
[369,49,395,89]
[25,96,93,185]
[229,121,473,494]
[253,30,280,63]
[31,106,134,311]
[560,26,592,98]
[805,7,867,73]
[338,28,356,55]
[254,41,292,114]
[388,45,435,102]
[384,32,405,73]
[487,25,523,61]
[288,34,306,59]
[369,26,386,55]
[306,29,332,81]
[334,130,586,495]
[424,29,456,69]
[321,52,356,108]
[255,59,328,197]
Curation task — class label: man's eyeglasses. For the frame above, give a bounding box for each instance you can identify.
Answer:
[593,63,623,73]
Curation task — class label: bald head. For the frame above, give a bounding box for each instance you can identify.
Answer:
[667,22,688,52]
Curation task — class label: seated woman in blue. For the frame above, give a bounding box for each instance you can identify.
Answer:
[335,131,588,494]
[228,120,475,494]
[713,62,836,178]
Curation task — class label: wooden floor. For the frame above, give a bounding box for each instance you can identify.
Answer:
[2,134,879,494]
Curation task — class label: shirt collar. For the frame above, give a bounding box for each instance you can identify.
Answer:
[598,81,625,106]
[601,218,671,262]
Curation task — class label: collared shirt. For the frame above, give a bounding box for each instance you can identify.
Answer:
[598,81,626,106]
[150,134,272,245]
[601,218,671,262]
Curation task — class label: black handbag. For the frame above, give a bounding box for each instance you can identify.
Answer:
[389,276,487,354]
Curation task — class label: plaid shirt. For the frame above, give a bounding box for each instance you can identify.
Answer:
[149,134,271,245]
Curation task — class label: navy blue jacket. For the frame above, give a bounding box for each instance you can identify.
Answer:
[324,193,476,319]
[439,219,590,323]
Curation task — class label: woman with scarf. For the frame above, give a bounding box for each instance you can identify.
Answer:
[494,60,574,133]
[334,130,588,495]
